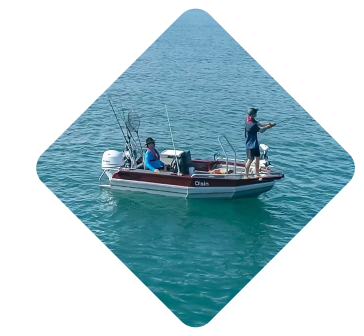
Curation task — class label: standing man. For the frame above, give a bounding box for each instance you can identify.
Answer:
[244,108,275,178]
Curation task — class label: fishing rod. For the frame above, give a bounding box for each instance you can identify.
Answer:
[165,105,181,176]
[273,116,297,125]
[123,109,142,152]
[108,99,139,167]
[108,99,128,143]
[127,109,144,154]
[118,101,144,163]
[115,104,143,154]
[108,96,137,146]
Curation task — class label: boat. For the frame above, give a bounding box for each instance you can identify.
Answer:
[99,102,284,199]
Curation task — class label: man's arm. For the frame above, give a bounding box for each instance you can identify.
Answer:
[144,152,155,171]
[258,122,276,127]
[258,125,272,133]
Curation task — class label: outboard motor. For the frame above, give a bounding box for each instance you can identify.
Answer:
[260,144,269,160]
[259,144,273,169]
[100,150,125,183]
[102,150,124,169]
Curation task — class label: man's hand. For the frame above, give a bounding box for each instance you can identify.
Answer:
[154,169,160,173]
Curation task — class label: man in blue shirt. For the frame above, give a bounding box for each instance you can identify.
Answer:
[145,137,165,173]
[245,108,275,178]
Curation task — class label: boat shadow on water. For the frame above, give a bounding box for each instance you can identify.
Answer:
[98,187,277,235]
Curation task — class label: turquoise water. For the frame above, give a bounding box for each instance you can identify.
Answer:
[37,9,354,327]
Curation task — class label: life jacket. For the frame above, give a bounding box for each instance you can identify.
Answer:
[146,147,160,161]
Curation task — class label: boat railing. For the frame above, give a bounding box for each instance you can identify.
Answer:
[217,135,237,173]
[191,173,240,179]
[215,157,246,164]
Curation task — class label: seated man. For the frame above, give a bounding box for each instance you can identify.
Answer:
[145,137,165,173]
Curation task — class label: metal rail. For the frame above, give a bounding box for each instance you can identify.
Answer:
[216,157,246,164]
[217,135,237,174]
[191,172,282,179]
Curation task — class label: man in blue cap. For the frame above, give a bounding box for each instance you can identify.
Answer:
[244,108,275,178]
[145,137,165,173]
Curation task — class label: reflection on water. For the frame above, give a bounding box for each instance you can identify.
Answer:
[103,187,275,233]
[94,189,279,261]
[94,188,280,326]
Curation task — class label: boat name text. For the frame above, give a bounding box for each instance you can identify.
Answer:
[195,181,209,187]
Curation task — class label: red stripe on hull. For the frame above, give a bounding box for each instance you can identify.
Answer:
[113,170,284,188]
[113,171,191,187]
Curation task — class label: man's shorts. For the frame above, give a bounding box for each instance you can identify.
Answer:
[246,147,260,160]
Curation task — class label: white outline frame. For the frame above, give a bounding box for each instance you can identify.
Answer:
[8,8,182,328]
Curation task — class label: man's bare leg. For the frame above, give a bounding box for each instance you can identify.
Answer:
[244,159,252,179]
[254,156,261,178]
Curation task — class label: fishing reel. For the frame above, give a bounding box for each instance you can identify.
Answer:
[123,156,131,168]
[123,148,137,168]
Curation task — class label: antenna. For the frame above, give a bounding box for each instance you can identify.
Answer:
[165,105,181,175]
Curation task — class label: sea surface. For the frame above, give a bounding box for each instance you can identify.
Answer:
[37,9,354,327]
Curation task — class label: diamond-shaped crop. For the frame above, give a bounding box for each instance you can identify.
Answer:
[37,9,354,327]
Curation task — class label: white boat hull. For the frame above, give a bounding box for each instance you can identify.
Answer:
[110,178,275,199]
